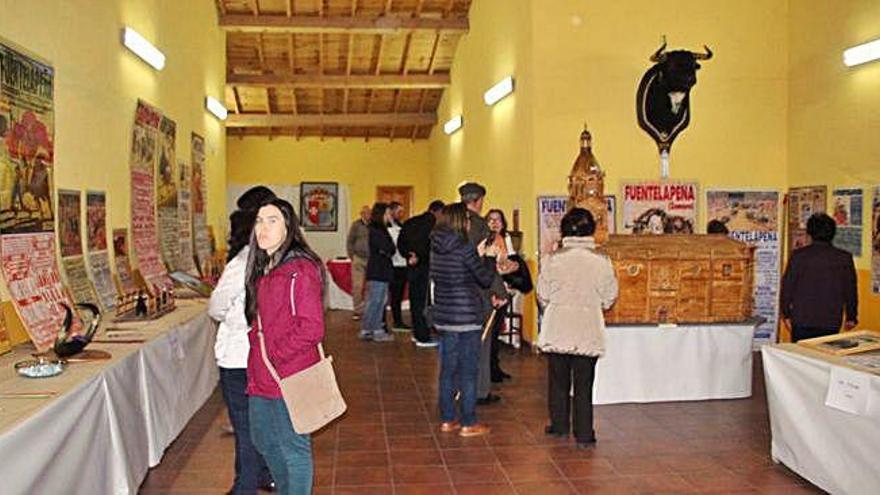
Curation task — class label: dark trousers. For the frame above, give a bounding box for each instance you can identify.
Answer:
[408,265,430,342]
[390,266,408,326]
[547,353,598,443]
[490,302,509,377]
[219,367,272,494]
[792,324,840,342]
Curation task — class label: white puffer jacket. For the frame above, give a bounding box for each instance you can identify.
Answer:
[537,236,618,356]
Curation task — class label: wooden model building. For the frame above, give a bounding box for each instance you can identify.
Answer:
[568,126,609,244]
[564,127,756,324]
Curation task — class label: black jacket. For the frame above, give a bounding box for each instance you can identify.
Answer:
[366,223,395,282]
[397,211,435,269]
[780,241,858,328]
[430,227,494,328]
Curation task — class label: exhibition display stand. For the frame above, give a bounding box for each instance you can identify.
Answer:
[0,300,217,494]
[762,344,880,495]
[595,321,757,404]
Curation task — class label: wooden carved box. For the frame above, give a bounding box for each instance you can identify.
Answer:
[601,234,755,324]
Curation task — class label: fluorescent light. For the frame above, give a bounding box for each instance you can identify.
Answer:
[122,27,165,70]
[483,76,514,106]
[443,115,463,135]
[205,96,228,120]
[844,38,880,67]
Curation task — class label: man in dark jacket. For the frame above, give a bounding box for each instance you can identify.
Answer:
[460,182,507,404]
[398,200,444,347]
[781,213,858,342]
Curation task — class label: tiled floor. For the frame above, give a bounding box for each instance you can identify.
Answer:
[140,311,823,494]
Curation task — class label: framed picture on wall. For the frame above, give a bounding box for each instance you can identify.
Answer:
[300,182,339,231]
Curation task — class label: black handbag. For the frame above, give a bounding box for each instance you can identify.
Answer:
[502,254,533,294]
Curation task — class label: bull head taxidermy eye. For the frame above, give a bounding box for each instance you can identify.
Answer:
[54,302,102,358]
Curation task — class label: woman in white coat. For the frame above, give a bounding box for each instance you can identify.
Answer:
[537,208,618,448]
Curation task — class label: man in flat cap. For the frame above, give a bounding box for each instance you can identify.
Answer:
[459,182,507,405]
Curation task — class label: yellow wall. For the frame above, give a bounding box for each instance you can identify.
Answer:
[227,138,433,219]
[788,0,880,331]
[0,0,226,343]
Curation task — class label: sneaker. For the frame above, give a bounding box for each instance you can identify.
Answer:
[544,425,568,438]
[372,331,395,342]
[415,338,439,348]
[439,421,461,433]
[358,330,373,341]
[352,314,361,321]
[391,326,412,333]
[459,424,490,437]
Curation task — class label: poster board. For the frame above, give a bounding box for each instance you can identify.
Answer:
[176,161,197,274]
[786,185,826,256]
[621,181,698,234]
[58,189,100,307]
[156,116,179,270]
[831,188,863,256]
[873,186,880,294]
[191,133,211,275]
[112,228,137,294]
[537,196,568,257]
[85,191,117,311]
[0,39,79,351]
[707,190,782,345]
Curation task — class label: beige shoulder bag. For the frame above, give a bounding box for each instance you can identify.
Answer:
[257,315,347,434]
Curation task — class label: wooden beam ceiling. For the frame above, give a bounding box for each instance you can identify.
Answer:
[219,14,468,34]
[227,73,450,89]
[227,112,437,128]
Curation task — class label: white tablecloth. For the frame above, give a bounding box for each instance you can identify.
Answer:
[594,322,756,404]
[0,301,218,494]
[762,344,880,495]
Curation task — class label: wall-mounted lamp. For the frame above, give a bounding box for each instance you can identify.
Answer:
[844,38,880,67]
[443,115,463,135]
[122,27,165,70]
[205,96,228,121]
[484,76,514,106]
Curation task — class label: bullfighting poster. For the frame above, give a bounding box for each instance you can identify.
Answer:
[873,187,880,294]
[130,100,170,291]
[157,116,180,270]
[786,185,826,256]
[85,191,116,311]
[191,133,211,275]
[300,182,338,231]
[0,307,10,355]
[621,181,698,234]
[112,228,137,294]
[707,190,782,345]
[177,161,197,274]
[0,40,77,351]
[58,189,100,307]
[831,188,863,256]
[537,196,567,257]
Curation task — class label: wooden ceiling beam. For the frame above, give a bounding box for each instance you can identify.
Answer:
[219,14,468,34]
[286,0,293,17]
[227,112,437,128]
[249,0,260,16]
[228,73,449,88]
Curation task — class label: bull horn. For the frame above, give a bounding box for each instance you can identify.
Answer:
[693,45,713,60]
[650,39,668,63]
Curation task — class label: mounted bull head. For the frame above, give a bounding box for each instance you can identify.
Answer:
[53,302,102,358]
[637,39,713,153]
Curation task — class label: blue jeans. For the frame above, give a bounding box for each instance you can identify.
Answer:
[361,280,388,333]
[249,396,313,495]
[438,330,482,426]
[219,368,272,494]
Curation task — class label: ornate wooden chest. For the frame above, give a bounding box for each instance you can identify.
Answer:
[601,234,755,324]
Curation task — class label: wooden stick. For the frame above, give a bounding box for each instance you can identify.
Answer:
[481,308,498,342]
[0,392,57,399]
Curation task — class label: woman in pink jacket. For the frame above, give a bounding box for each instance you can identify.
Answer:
[244,198,325,494]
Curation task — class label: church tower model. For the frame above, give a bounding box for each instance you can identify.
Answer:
[568,126,608,244]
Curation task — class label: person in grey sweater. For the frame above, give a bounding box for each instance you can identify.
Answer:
[346,205,371,319]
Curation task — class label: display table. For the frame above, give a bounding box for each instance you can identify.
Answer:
[0,300,218,494]
[593,321,757,404]
[762,344,880,495]
[326,259,354,310]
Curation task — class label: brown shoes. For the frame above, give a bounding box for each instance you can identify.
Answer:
[459,424,490,437]
[439,421,461,433]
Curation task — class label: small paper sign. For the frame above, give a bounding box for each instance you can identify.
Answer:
[825,366,870,415]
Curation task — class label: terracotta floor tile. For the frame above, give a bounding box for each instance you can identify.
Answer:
[333,486,393,495]
[389,448,444,466]
[514,480,578,494]
[391,465,449,484]
[501,461,563,482]
[557,458,618,479]
[334,466,392,486]
[455,483,517,495]
[335,450,390,468]
[442,447,498,465]
[388,434,437,451]
[570,477,639,494]
[448,463,508,484]
[607,455,672,476]
[394,483,455,494]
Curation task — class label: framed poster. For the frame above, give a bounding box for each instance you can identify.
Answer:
[831,188,863,256]
[786,185,826,256]
[300,182,338,231]
[621,181,698,234]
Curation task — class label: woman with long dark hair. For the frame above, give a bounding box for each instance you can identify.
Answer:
[359,202,396,342]
[244,198,325,494]
[431,202,495,437]
[537,208,618,448]
[208,187,276,494]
